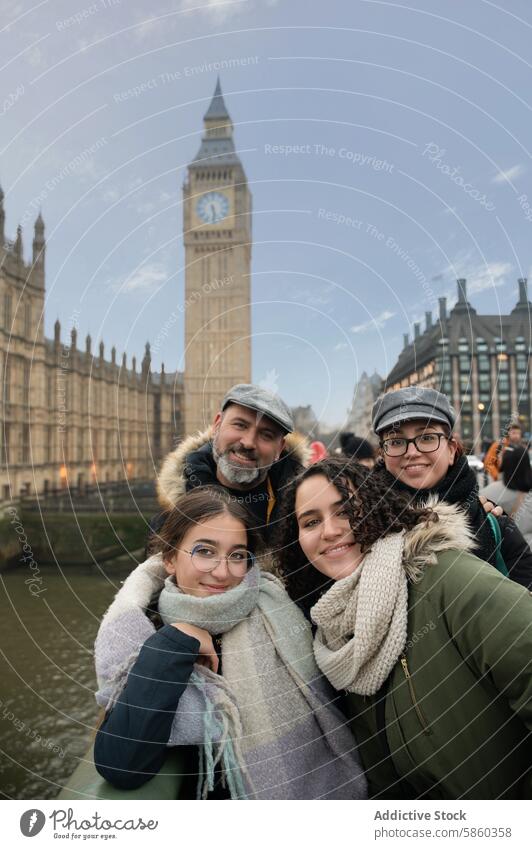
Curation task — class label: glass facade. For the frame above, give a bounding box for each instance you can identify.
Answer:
[476,338,492,440]
[435,338,452,395]
[458,338,472,440]
[494,339,512,430]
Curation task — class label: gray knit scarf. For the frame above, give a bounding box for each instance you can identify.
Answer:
[311,532,408,696]
[95,554,367,800]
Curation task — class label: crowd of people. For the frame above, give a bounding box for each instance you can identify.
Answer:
[89,382,532,800]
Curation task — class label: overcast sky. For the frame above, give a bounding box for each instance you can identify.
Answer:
[2,0,531,427]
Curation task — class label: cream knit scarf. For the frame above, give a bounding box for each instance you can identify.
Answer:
[311,531,408,696]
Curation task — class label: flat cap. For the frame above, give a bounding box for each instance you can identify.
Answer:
[372,386,456,435]
[221,384,294,433]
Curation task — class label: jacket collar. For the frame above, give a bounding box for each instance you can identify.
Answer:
[401,497,476,582]
[157,426,309,511]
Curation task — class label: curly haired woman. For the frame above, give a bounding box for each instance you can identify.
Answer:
[274,458,532,799]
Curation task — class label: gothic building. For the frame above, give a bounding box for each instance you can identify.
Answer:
[385,278,532,447]
[183,78,252,433]
[345,371,383,440]
[0,189,180,499]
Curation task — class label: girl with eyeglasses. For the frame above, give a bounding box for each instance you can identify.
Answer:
[93,486,366,800]
[372,387,532,589]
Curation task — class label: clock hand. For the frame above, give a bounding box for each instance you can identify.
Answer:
[210,203,216,221]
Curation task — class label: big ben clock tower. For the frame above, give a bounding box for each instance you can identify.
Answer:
[183,78,252,433]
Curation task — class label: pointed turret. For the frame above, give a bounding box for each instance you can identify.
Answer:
[32,211,46,281]
[14,224,23,260]
[86,333,92,355]
[71,326,77,350]
[54,318,61,345]
[141,341,151,377]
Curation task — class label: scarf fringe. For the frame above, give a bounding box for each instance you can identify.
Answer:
[196,673,251,800]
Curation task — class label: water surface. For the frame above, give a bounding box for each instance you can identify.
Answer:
[0,557,135,799]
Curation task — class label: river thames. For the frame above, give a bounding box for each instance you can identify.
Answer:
[0,557,134,799]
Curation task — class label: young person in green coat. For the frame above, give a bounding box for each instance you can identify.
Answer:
[275,458,532,799]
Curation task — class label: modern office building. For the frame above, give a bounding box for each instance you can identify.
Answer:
[385,278,532,446]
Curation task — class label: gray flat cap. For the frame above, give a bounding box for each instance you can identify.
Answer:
[221,384,294,433]
[372,387,456,435]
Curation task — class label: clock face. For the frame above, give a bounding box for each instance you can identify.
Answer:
[196,191,229,224]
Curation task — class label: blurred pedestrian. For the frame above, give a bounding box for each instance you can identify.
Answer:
[482,446,532,547]
[339,432,376,469]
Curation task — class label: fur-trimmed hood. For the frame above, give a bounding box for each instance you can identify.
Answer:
[401,496,476,582]
[157,426,310,511]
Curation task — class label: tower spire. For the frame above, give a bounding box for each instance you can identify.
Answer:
[193,77,238,166]
[203,76,231,122]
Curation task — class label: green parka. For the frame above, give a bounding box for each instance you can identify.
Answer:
[343,501,532,800]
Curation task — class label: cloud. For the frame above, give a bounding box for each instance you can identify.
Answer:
[492,164,525,185]
[180,0,279,23]
[351,310,395,334]
[121,262,168,292]
[442,253,513,301]
[334,342,349,351]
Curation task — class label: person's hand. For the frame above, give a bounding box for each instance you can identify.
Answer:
[171,622,219,673]
[479,495,504,517]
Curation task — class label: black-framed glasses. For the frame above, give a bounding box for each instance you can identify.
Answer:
[380,432,449,457]
[182,544,255,576]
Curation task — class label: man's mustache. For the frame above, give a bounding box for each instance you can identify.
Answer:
[225,443,259,461]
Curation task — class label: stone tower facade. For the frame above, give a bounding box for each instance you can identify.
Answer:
[183,78,252,434]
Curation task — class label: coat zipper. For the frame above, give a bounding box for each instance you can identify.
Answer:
[400,655,432,735]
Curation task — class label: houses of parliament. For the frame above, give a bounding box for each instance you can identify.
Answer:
[0,80,252,499]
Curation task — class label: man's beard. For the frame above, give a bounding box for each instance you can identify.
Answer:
[212,437,267,486]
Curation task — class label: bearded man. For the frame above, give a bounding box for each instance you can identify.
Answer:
[151,384,308,541]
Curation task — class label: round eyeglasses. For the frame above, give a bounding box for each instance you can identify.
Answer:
[182,544,255,577]
[381,432,449,457]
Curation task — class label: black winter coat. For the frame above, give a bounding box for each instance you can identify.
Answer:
[380,456,532,589]
[149,434,305,548]
[93,624,228,797]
